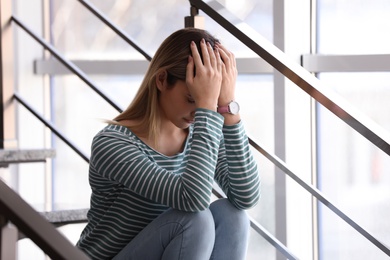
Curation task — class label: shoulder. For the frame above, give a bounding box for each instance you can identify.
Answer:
[93,124,140,145]
[90,124,151,164]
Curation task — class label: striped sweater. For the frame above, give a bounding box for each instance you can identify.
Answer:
[77,108,260,259]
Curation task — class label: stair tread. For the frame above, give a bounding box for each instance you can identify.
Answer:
[41,208,88,225]
[0,149,56,164]
[18,209,89,240]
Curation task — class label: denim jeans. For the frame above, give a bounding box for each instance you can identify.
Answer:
[112,198,250,260]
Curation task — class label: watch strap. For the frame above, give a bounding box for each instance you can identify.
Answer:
[217,105,230,114]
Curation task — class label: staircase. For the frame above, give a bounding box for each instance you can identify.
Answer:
[1,0,389,259]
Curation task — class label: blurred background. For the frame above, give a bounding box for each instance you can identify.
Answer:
[1,0,389,259]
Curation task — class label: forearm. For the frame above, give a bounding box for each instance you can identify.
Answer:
[216,122,261,209]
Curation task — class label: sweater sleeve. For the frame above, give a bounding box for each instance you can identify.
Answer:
[214,121,261,209]
[90,109,224,212]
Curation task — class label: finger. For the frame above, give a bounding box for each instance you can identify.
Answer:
[218,46,230,65]
[217,43,235,66]
[199,38,211,67]
[218,47,231,75]
[190,40,204,70]
[214,47,223,72]
[186,55,194,84]
[216,42,230,54]
[219,47,238,76]
[207,41,217,68]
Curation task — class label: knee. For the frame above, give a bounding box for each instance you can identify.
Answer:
[190,209,215,234]
[177,209,215,239]
[210,199,250,232]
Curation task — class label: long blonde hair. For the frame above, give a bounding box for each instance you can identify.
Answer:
[113,28,219,145]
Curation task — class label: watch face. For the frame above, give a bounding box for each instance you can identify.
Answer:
[229,101,240,114]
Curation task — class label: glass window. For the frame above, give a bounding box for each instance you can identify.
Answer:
[318,0,390,54]
[317,0,390,259]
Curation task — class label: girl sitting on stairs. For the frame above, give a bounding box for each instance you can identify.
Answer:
[76,27,260,260]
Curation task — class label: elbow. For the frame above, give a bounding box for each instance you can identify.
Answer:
[234,193,260,210]
[181,191,212,212]
[247,187,261,209]
[230,180,261,210]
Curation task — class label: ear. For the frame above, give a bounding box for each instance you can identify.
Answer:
[156,70,167,91]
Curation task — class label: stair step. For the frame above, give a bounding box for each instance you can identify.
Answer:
[40,208,89,227]
[18,208,89,240]
[0,149,56,167]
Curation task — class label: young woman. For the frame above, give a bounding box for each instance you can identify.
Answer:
[77,28,260,260]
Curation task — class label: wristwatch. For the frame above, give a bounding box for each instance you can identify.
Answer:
[217,100,240,115]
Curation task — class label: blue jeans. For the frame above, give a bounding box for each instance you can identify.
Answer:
[112,198,250,260]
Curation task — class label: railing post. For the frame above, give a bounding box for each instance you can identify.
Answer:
[0,215,18,260]
[0,1,19,256]
[0,0,17,150]
[184,5,204,28]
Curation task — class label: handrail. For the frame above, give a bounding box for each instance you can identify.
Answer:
[188,0,390,256]
[0,180,89,260]
[77,0,152,62]
[10,15,123,113]
[189,0,390,156]
[13,93,89,163]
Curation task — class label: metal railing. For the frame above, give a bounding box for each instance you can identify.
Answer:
[189,0,390,156]
[0,180,89,259]
[1,0,389,259]
[13,92,89,162]
[187,0,390,257]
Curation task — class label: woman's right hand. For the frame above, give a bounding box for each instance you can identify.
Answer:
[186,39,222,111]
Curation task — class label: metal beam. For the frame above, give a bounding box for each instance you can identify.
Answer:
[78,0,152,61]
[273,1,287,259]
[33,58,273,75]
[33,54,390,75]
[13,93,89,163]
[248,136,390,257]
[302,54,390,72]
[184,6,205,28]
[11,15,123,113]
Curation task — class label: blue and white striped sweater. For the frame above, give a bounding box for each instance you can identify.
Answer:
[77,108,260,259]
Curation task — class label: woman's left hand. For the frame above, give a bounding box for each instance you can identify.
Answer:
[216,43,238,107]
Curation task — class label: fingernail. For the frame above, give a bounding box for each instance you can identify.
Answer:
[201,38,205,44]
[191,41,195,46]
